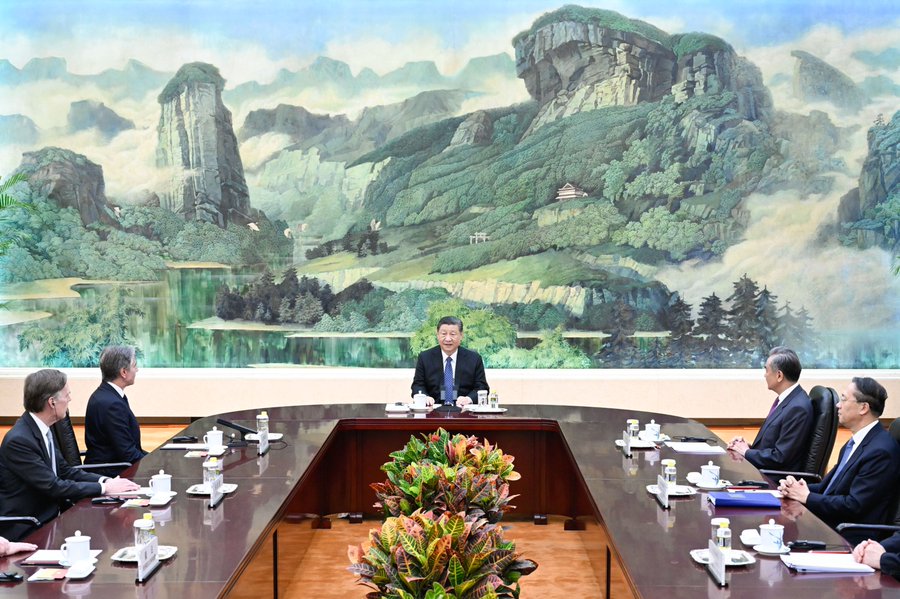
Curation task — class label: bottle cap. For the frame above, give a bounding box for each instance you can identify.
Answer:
[260,411,268,417]
[143,513,153,521]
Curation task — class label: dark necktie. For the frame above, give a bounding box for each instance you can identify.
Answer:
[767,396,780,418]
[824,438,856,494]
[443,357,454,405]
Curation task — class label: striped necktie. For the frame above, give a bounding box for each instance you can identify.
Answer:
[46,430,57,475]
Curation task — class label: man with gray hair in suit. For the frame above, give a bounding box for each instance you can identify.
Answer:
[728,346,814,472]
[84,345,148,475]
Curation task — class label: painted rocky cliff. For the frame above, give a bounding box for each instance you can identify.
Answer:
[513,6,771,134]
[17,146,118,228]
[156,62,253,228]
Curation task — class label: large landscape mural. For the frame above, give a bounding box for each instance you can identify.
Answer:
[1,1,898,369]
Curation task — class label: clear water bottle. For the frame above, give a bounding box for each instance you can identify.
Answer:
[716,522,732,551]
[256,410,269,437]
[203,457,221,489]
[133,513,155,546]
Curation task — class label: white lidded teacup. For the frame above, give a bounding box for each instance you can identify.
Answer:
[699,461,721,487]
[60,530,91,566]
[759,519,785,552]
[149,469,171,497]
[203,427,224,452]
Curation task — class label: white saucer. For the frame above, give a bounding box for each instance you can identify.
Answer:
[59,557,98,567]
[385,403,410,413]
[753,544,790,556]
[111,545,178,562]
[186,482,238,495]
[646,484,696,497]
[690,549,756,566]
[245,433,284,441]
[686,472,729,490]
[465,406,507,414]
[639,432,671,442]
[149,491,177,506]
[614,439,658,449]
[65,564,96,579]
[409,406,432,412]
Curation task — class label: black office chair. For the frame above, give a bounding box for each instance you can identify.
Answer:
[51,411,131,472]
[759,385,839,483]
[0,516,41,542]
[835,417,900,540]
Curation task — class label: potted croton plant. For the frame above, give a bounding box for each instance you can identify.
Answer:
[370,428,520,523]
[348,509,537,599]
[350,429,537,598]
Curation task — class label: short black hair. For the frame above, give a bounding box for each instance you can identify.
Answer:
[851,377,887,417]
[767,346,801,382]
[23,369,67,413]
[436,316,463,332]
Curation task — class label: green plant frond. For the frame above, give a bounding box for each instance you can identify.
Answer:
[398,531,426,562]
[0,172,28,194]
[443,513,467,539]
[448,554,465,589]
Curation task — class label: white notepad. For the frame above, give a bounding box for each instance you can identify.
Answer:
[780,553,875,573]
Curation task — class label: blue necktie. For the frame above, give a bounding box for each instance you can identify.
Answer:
[443,356,454,405]
[824,438,855,494]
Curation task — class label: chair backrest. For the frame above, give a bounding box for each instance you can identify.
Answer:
[802,385,839,478]
[51,411,82,467]
[892,418,900,527]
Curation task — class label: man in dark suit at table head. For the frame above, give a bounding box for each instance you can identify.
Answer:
[411,316,489,407]
[0,369,140,540]
[84,345,148,475]
[779,377,900,544]
[727,346,814,471]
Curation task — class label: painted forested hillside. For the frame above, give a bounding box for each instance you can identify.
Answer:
[1,2,898,369]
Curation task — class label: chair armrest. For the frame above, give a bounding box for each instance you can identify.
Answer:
[836,523,900,534]
[73,461,131,471]
[0,516,40,526]
[759,469,822,484]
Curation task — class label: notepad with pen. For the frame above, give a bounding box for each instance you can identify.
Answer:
[707,491,781,508]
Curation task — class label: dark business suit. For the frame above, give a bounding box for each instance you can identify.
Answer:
[411,346,488,402]
[84,381,147,474]
[745,385,814,471]
[806,423,900,545]
[0,413,103,540]
[881,532,900,578]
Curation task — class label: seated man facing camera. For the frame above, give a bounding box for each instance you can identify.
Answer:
[0,369,139,540]
[411,316,489,408]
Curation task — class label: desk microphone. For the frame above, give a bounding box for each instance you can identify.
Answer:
[217,418,256,444]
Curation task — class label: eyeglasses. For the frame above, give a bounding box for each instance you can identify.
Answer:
[838,395,857,404]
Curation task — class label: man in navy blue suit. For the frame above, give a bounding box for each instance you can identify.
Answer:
[84,345,148,475]
[411,316,489,407]
[0,369,139,540]
[727,347,814,472]
[854,532,900,578]
[779,377,900,544]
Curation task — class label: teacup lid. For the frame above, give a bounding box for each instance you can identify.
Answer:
[769,518,775,525]
[708,460,714,466]
[650,419,656,424]
[159,469,165,475]
[212,426,218,431]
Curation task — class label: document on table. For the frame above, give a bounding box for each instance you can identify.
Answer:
[780,553,874,573]
[664,441,726,454]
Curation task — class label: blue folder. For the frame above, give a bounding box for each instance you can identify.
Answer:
[707,491,781,508]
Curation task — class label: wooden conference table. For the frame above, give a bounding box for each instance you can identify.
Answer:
[1,404,898,598]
